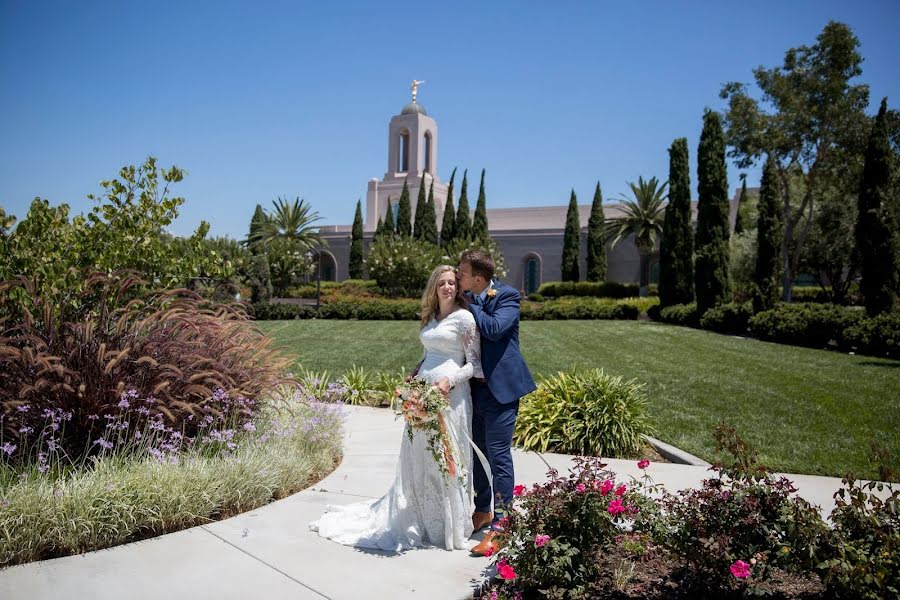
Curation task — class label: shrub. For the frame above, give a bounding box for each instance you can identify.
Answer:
[250,302,316,320]
[661,424,828,593]
[843,311,900,358]
[748,303,863,350]
[488,457,661,598]
[818,478,900,600]
[251,297,419,321]
[526,293,544,302]
[654,302,700,327]
[367,236,444,296]
[520,298,642,321]
[515,368,655,457]
[0,272,294,466]
[536,281,645,299]
[699,301,753,335]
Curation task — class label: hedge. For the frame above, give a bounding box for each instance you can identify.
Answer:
[748,303,864,349]
[520,298,641,320]
[536,281,658,299]
[699,302,754,335]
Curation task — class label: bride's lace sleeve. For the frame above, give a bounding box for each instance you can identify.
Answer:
[449,312,483,387]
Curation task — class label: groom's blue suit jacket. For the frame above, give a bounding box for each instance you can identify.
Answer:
[468,282,536,404]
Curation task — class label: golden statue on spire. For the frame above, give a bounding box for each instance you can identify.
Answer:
[410,79,426,103]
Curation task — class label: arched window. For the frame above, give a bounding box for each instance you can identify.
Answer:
[398,131,410,172]
[523,253,542,294]
[319,251,338,282]
[423,132,432,173]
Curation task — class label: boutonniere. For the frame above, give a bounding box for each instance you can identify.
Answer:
[486,288,497,298]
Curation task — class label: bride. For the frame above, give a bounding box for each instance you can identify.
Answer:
[309,265,484,551]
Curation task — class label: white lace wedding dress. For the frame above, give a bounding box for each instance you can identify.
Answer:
[309,308,484,551]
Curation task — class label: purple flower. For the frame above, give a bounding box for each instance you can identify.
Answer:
[1,499,9,508]
[242,422,257,433]
[0,442,16,456]
[94,438,113,450]
[87,414,100,421]
[134,431,142,440]
[117,398,130,409]
[15,405,30,413]
[19,426,34,435]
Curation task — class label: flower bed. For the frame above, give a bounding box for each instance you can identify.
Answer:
[0,391,342,568]
[478,427,900,600]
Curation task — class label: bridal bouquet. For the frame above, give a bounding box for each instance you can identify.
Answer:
[394,379,459,481]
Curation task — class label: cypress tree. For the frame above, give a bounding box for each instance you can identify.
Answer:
[856,97,898,316]
[455,169,472,241]
[247,203,268,254]
[586,182,607,282]
[561,189,581,282]
[397,179,412,237]
[423,181,439,245]
[659,138,695,306]
[441,168,457,248]
[694,109,731,314]
[734,178,748,234]
[383,196,395,237]
[413,173,428,240]
[753,156,782,313]
[349,199,364,279]
[472,169,489,241]
[373,215,384,242]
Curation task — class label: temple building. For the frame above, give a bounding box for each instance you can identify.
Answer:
[318,90,741,293]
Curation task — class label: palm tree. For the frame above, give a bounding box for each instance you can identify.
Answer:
[252,196,323,251]
[607,176,668,297]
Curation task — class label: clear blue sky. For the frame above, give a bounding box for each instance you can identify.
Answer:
[2,0,899,240]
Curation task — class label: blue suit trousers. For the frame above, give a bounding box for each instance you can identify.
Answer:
[471,380,519,522]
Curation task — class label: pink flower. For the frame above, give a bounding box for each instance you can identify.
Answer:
[513,484,526,497]
[484,545,494,558]
[498,563,517,580]
[575,483,586,493]
[534,534,550,547]
[600,479,615,495]
[615,484,627,496]
[608,499,626,515]
[730,560,752,579]
[637,459,650,469]
[489,591,498,600]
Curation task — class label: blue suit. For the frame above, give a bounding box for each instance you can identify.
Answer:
[468,282,536,522]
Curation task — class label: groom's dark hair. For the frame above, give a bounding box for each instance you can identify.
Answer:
[460,249,495,281]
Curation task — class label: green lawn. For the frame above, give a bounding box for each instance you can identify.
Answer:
[258,320,900,481]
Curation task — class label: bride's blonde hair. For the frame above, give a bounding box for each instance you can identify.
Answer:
[420,264,468,328]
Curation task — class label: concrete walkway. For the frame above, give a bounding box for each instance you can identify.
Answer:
[0,406,876,600]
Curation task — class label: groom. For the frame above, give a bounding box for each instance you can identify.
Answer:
[457,249,536,557]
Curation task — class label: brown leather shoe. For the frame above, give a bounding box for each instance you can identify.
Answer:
[471,531,500,557]
[472,511,492,532]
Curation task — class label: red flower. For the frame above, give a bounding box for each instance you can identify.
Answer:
[615,484,627,496]
[637,459,650,469]
[484,546,494,558]
[730,560,752,579]
[608,499,626,515]
[512,484,526,497]
[600,479,615,495]
[497,563,517,580]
